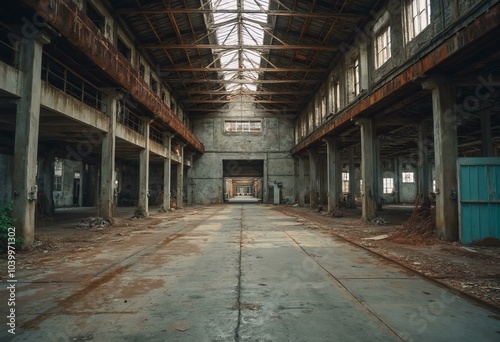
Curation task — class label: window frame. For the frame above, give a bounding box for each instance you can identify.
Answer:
[224,120,263,133]
[375,25,391,68]
[383,177,394,194]
[54,158,63,192]
[405,0,431,42]
[342,172,349,193]
[402,172,415,183]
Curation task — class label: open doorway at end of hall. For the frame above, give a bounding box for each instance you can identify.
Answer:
[223,160,264,203]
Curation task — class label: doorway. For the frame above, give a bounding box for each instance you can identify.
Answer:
[222,160,264,203]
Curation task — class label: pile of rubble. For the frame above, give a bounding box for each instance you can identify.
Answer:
[77,217,111,229]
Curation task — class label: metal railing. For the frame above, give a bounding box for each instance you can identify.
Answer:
[149,126,164,145]
[41,54,106,112]
[117,101,144,135]
[0,36,16,67]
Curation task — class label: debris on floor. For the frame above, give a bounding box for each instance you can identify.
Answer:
[370,217,388,225]
[362,234,389,241]
[77,217,111,229]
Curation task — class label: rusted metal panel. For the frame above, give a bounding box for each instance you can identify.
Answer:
[291,3,500,155]
[21,0,204,153]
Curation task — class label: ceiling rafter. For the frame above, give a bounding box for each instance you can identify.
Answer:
[115,8,366,18]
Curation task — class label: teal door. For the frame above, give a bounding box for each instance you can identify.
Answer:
[458,158,500,244]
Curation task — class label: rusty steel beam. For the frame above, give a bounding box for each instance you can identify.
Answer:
[115,8,366,19]
[139,44,339,51]
[21,0,204,153]
[182,99,305,104]
[158,67,328,72]
[291,3,500,155]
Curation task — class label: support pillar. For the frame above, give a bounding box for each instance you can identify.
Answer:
[298,156,306,207]
[422,78,459,241]
[481,111,493,157]
[40,150,55,216]
[187,152,195,206]
[176,144,185,209]
[356,118,378,221]
[138,118,152,216]
[325,137,341,212]
[418,122,430,206]
[12,35,50,246]
[307,150,319,208]
[162,133,173,211]
[100,91,121,221]
[348,147,356,208]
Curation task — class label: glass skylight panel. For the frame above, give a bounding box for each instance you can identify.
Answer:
[209,0,268,94]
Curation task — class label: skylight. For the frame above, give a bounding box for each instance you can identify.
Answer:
[209,0,268,94]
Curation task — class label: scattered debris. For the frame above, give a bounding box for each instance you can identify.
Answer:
[77,217,111,229]
[362,234,389,241]
[462,247,478,253]
[370,217,388,225]
[389,194,436,244]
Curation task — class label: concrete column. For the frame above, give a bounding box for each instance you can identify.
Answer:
[375,138,382,210]
[325,138,341,212]
[422,78,458,241]
[99,91,121,221]
[187,152,195,206]
[162,133,173,211]
[348,147,356,208]
[308,150,319,208]
[40,150,55,216]
[138,118,152,216]
[298,156,306,206]
[356,118,378,221]
[12,35,50,246]
[176,144,185,209]
[418,122,430,206]
[394,157,400,203]
[481,111,493,157]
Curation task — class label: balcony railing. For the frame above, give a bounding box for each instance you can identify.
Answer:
[149,126,164,145]
[117,101,144,135]
[41,54,106,112]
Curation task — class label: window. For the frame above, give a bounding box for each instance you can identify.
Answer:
[139,64,145,78]
[86,3,105,33]
[383,178,394,194]
[150,74,158,93]
[117,37,131,60]
[375,26,391,68]
[54,158,63,191]
[224,120,262,133]
[349,58,360,97]
[402,172,415,183]
[342,173,349,193]
[406,0,431,41]
[332,82,340,113]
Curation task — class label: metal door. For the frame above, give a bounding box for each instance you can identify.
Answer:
[458,158,500,244]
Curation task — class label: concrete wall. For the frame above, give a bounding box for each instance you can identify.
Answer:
[0,154,13,206]
[53,159,83,208]
[192,107,295,204]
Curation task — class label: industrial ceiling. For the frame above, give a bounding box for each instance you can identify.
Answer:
[108,0,378,118]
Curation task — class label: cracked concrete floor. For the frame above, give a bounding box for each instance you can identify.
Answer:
[1,204,500,341]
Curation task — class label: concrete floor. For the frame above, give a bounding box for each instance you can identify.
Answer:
[2,204,500,341]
